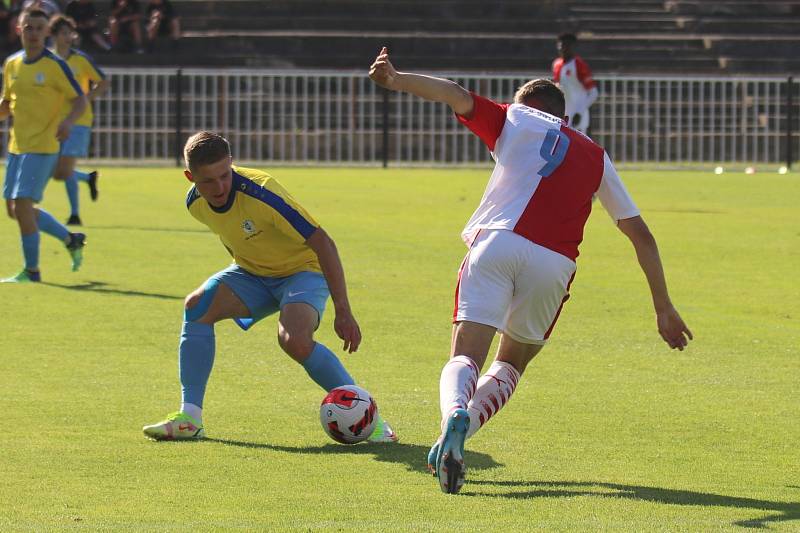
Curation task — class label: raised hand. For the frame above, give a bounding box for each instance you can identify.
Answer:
[369,46,398,90]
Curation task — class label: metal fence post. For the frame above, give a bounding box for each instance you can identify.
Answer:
[382,88,389,168]
[175,68,183,167]
[788,76,794,170]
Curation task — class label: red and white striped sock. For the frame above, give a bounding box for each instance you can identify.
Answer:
[466,361,521,439]
[439,355,480,426]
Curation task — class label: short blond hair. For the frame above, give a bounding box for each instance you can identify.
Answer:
[513,79,565,118]
[183,131,231,171]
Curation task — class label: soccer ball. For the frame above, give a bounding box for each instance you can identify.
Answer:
[320,385,378,444]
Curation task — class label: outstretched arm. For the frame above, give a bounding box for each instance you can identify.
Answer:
[617,215,693,350]
[369,46,474,116]
[306,227,362,353]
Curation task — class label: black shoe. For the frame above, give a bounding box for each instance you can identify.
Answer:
[87,171,99,201]
[66,214,83,226]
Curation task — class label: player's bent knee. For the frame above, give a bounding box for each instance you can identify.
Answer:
[184,278,221,323]
[277,330,314,360]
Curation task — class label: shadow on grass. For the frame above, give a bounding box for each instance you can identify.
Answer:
[205,438,502,475]
[42,280,182,300]
[465,479,800,529]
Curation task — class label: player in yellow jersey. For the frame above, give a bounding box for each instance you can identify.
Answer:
[143,131,398,443]
[0,8,89,283]
[50,14,109,226]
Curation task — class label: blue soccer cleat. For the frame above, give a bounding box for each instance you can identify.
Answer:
[427,439,440,475]
[435,408,470,494]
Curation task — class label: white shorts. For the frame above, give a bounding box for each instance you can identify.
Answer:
[453,229,577,345]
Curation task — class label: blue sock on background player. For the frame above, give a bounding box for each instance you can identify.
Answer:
[178,321,215,422]
[21,232,40,270]
[302,342,355,391]
[36,209,70,241]
[72,170,90,182]
[65,175,80,217]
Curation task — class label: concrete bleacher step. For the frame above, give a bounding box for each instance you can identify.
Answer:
[687,18,800,34]
[183,16,565,33]
[80,0,797,75]
[96,33,723,74]
[666,0,800,16]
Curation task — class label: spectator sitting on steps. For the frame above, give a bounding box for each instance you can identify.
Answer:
[108,0,143,53]
[145,0,179,51]
[65,0,110,51]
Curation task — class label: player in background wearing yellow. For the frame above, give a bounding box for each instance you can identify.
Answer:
[143,131,398,443]
[1,8,88,283]
[50,14,108,226]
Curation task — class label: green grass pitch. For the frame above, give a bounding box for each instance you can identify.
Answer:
[1,166,798,530]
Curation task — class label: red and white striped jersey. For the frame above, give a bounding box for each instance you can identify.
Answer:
[552,55,597,118]
[456,92,639,261]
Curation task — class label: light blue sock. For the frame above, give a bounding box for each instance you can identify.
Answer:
[21,232,40,270]
[302,342,355,392]
[36,209,70,241]
[73,170,90,182]
[179,321,215,408]
[65,175,80,216]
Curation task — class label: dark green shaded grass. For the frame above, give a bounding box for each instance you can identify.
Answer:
[1,167,798,530]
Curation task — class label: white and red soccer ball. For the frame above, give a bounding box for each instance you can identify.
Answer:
[320,385,378,444]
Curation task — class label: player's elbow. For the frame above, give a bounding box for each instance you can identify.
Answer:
[449,84,474,117]
[306,226,336,254]
[618,216,654,246]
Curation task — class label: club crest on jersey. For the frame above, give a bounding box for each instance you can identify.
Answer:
[242,219,256,235]
[35,72,45,85]
[242,219,263,240]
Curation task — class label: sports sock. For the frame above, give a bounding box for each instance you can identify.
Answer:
[65,175,80,216]
[302,342,355,392]
[21,232,40,270]
[466,360,520,439]
[178,321,215,409]
[36,209,70,241]
[73,170,90,182]
[439,355,480,422]
[180,402,203,424]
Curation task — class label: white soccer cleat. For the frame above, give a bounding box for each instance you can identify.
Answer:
[143,412,205,441]
[368,415,399,443]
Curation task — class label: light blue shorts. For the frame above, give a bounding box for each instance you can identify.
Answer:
[3,153,59,202]
[60,125,91,158]
[210,265,329,331]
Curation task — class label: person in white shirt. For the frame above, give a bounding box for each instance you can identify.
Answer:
[369,46,692,495]
[552,33,599,134]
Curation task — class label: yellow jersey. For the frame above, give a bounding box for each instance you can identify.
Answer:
[187,166,322,277]
[2,48,83,154]
[62,48,105,127]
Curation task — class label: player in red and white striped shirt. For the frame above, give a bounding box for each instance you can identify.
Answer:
[552,33,598,134]
[369,47,692,494]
